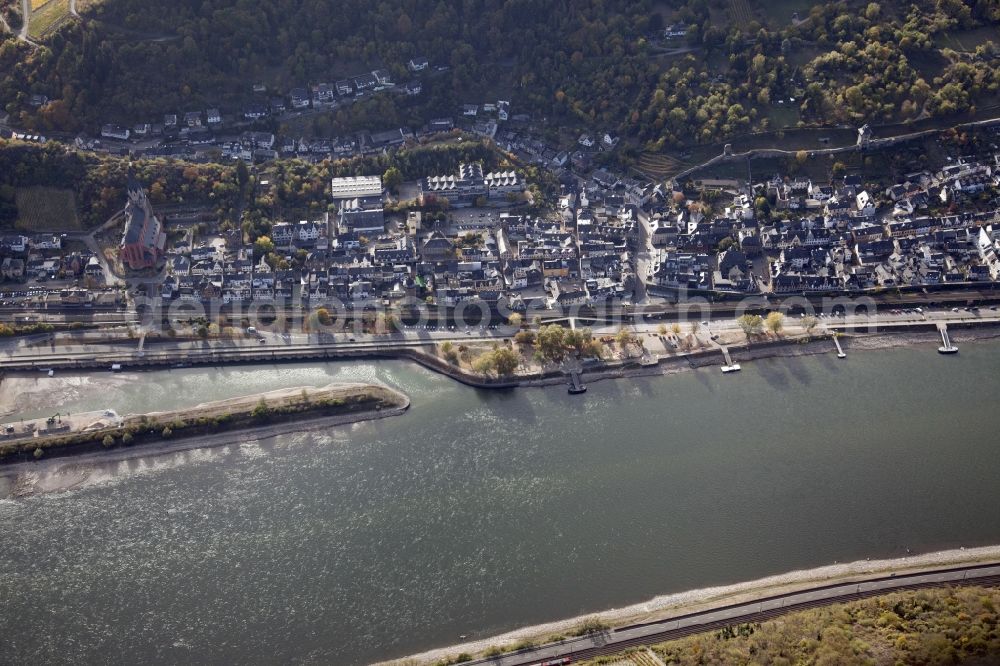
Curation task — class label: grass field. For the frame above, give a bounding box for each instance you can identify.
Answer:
[936,25,1000,52]
[728,0,753,27]
[757,0,814,26]
[635,152,691,181]
[14,187,81,232]
[764,104,801,129]
[28,0,70,39]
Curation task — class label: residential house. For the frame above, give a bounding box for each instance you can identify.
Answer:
[664,22,688,38]
[101,124,130,141]
[353,73,378,94]
[244,103,269,120]
[290,88,310,109]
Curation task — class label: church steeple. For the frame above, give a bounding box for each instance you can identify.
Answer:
[126,164,144,205]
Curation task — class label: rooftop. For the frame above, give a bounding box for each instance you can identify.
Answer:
[331,175,383,200]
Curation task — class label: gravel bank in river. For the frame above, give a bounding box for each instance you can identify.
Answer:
[0,382,409,492]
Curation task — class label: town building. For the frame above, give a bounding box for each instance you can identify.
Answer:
[118,174,166,271]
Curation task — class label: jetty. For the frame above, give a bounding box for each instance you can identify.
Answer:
[833,336,847,359]
[568,370,587,394]
[720,346,741,373]
[936,323,958,354]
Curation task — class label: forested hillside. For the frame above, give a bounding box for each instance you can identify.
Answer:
[1,0,999,149]
[0,0,656,130]
[0,134,523,231]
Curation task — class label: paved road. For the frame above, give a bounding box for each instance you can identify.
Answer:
[589,307,1000,338]
[453,562,1000,666]
[0,326,520,370]
[3,307,997,370]
[18,0,29,41]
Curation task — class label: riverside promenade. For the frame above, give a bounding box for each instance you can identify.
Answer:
[5,312,996,370]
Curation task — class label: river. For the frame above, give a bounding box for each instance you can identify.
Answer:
[1,341,999,665]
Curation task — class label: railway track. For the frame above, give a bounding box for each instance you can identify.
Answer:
[568,576,1000,663]
[462,563,1000,666]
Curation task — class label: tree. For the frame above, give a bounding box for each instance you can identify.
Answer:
[671,323,681,336]
[122,432,134,445]
[102,435,115,448]
[765,312,785,336]
[383,166,403,193]
[507,313,523,328]
[491,348,520,376]
[736,314,764,340]
[253,235,275,259]
[472,352,496,375]
[802,315,819,334]
[514,330,535,345]
[251,398,271,421]
[616,328,636,356]
[314,307,332,326]
[161,427,173,438]
[440,341,459,364]
[236,159,250,190]
[536,324,567,363]
[657,324,668,336]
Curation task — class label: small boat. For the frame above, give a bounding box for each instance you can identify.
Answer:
[47,369,54,377]
[837,352,847,359]
[568,384,588,395]
[937,346,958,355]
[721,364,742,373]
[110,363,122,372]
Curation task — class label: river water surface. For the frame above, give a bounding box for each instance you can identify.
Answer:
[1,343,999,664]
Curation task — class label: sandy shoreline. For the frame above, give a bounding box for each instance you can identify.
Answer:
[379,545,1000,666]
